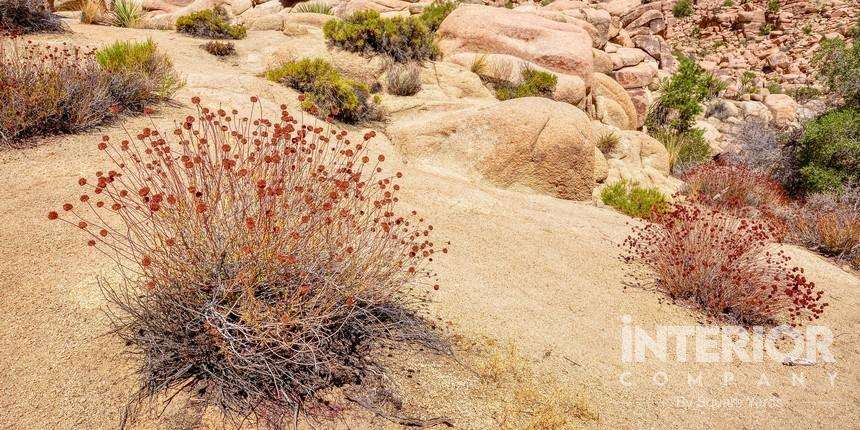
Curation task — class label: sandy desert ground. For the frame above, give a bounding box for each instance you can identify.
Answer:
[1,20,859,430]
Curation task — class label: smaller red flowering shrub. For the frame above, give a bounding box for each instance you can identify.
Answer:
[1,37,180,147]
[788,192,860,269]
[48,97,447,427]
[682,162,787,214]
[623,204,826,326]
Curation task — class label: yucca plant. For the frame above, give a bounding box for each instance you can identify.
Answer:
[112,0,141,28]
[290,1,332,14]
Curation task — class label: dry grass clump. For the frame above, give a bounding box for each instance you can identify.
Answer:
[201,40,235,56]
[95,39,183,111]
[79,0,109,24]
[473,341,598,429]
[595,131,619,155]
[0,0,66,33]
[624,203,827,326]
[48,97,447,428]
[385,62,421,96]
[0,37,181,146]
[789,190,860,268]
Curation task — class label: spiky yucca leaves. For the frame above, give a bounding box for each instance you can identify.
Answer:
[48,98,447,427]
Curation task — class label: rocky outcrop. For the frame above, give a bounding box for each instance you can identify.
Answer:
[592,122,682,198]
[387,97,597,200]
[437,5,595,85]
[668,0,859,97]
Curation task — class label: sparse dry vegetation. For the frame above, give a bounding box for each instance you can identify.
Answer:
[0,37,181,146]
[385,62,422,96]
[0,0,66,33]
[624,203,827,326]
[48,98,448,428]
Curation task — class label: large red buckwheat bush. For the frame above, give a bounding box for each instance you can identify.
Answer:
[48,97,447,427]
[623,204,826,326]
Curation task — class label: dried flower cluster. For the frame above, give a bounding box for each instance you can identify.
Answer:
[1,37,180,146]
[48,98,447,427]
[623,204,826,326]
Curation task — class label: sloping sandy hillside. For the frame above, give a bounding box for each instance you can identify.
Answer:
[1,22,858,430]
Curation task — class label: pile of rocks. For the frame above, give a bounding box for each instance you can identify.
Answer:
[668,0,859,98]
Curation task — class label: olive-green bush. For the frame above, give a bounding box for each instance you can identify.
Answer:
[266,58,378,123]
[323,10,438,62]
[495,68,557,101]
[176,7,247,39]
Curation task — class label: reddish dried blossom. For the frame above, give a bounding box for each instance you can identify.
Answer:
[48,98,445,425]
[623,203,825,326]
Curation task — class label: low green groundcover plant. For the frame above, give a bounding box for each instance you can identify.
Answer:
[176,7,247,39]
[323,10,438,62]
[266,58,377,123]
[601,180,669,219]
[495,68,557,101]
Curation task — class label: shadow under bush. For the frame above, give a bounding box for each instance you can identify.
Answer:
[48,98,448,427]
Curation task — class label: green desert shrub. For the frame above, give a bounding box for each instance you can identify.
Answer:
[672,0,693,18]
[290,1,332,14]
[323,10,437,62]
[646,55,724,134]
[112,0,141,27]
[385,62,422,96]
[0,0,66,33]
[266,58,378,123]
[495,68,557,101]
[653,128,711,175]
[419,0,456,32]
[601,180,669,219]
[176,7,247,39]
[814,38,860,107]
[795,107,860,194]
[95,39,184,110]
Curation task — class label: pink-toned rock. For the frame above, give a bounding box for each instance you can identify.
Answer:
[387,97,596,200]
[591,72,639,130]
[282,11,335,27]
[763,93,797,124]
[333,0,412,17]
[613,63,656,89]
[609,46,645,70]
[541,0,588,12]
[598,0,642,17]
[437,5,595,85]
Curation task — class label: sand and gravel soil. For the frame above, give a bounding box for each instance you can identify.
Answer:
[1,21,858,430]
